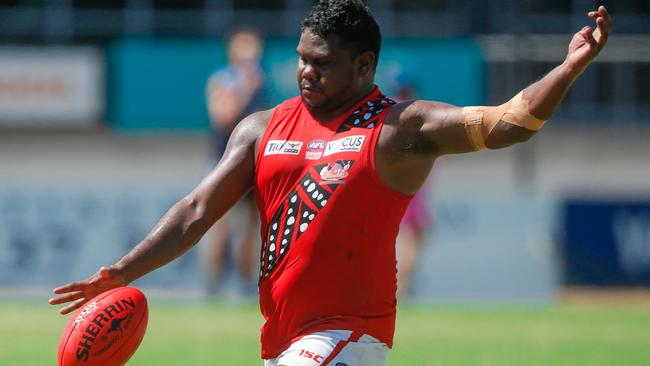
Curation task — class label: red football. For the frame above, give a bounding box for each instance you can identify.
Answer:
[58,286,149,366]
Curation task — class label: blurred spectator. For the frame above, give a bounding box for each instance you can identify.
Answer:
[202,27,266,299]
[396,184,433,298]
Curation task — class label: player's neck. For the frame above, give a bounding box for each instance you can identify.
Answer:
[308,84,376,122]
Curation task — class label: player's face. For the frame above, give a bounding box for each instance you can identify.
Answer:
[296,29,362,114]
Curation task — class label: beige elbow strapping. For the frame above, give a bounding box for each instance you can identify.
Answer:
[461,92,547,150]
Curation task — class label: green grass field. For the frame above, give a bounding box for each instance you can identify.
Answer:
[1,299,649,365]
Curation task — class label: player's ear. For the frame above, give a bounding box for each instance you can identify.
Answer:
[356,50,375,77]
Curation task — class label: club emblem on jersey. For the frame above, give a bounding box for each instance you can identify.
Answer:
[305,139,326,160]
[319,160,352,184]
[323,135,365,157]
[264,140,303,156]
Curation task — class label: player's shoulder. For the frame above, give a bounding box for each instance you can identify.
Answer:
[233,108,275,141]
[385,99,458,128]
[379,98,460,155]
[232,97,302,144]
[274,96,303,113]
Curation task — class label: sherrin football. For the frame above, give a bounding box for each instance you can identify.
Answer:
[58,286,149,366]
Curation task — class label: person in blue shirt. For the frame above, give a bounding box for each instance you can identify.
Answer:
[203,27,266,298]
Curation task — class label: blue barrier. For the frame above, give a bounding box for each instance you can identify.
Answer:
[562,199,650,286]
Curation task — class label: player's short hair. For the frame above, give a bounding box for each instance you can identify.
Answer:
[302,0,381,68]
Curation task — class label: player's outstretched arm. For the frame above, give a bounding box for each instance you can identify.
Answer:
[49,110,270,315]
[411,6,612,155]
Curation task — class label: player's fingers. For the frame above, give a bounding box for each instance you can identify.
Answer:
[595,17,609,45]
[588,7,612,32]
[598,5,609,20]
[99,266,110,277]
[598,5,613,32]
[53,280,91,294]
[577,26,589,38]
[60,298,88,315]
[585,26,600,52]
[581,26,597,48]
[49,291,85,305]
[577,26,591,44]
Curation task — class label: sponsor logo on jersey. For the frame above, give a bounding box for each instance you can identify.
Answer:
[264,140,303,156]
[319,160,352,184]
[323,135,365,157]
[305,139,326,160]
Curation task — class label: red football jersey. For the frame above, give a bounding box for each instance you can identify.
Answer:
[254,87,412,358]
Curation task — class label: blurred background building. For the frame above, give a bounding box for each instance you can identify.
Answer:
[1,0,649,302]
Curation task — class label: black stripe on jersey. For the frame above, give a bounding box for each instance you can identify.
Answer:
[300,172,333,209]
[260,202,284,278]
[337,96,396,133]
[279,188,301,261]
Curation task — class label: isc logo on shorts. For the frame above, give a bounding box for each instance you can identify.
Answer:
[323,135,365,157]
[264,140,303,156]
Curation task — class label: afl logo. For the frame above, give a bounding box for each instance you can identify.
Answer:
[306,140,325,160]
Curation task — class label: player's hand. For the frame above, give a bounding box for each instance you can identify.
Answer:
[564,5,612,73]
[49,266,127,315]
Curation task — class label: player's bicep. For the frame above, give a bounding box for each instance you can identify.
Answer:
[187,111,266,225]
[405,100,476,155]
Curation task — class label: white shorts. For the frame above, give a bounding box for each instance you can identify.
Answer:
[263,330,389,366]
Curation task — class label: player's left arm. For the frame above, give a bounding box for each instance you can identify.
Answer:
[409,6,612,155]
